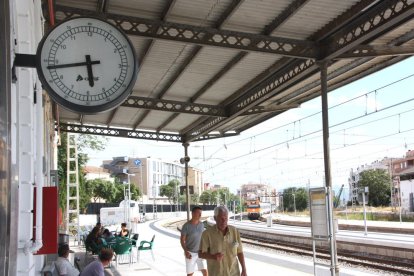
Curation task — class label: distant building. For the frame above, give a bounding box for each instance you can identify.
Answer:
[391,150,414,212]
[240,183,275,202]
[349,150,414,211]
[83,166,113,182]
[103,156,204,204]
[188,167,204,196]
[348,160,388,205]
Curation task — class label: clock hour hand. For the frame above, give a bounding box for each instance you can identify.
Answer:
[85,55,95,87]
[46,59,100,70]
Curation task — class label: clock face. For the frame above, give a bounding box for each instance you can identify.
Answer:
[37,17,138,114]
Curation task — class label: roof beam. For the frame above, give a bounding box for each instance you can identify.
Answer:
[122,96,227,117]
[240,103,300,116]
[338,45,414,58]
[54,4,316,59]
[96,0,109,13]
[321,0,414,60]
[58,123,183,142]
[58,122,239,142]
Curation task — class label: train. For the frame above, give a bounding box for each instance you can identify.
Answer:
[246,200,272,220]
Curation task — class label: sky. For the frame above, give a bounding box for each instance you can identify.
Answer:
[85,56,414,196]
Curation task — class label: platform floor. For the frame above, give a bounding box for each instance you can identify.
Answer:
[71,217,379,276]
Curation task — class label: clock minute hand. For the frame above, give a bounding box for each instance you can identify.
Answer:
[85,55,95,87]
[46,60,100,70]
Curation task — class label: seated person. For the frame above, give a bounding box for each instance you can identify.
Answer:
[55,244,80,276]
[80,248,113,276]
[119,223,129,237]
[102,229,113,241]
[85,227,102,253]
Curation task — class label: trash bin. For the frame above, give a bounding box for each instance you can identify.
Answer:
[267,216,272,227]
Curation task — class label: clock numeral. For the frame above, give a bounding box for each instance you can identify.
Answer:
[87,22,92,26]
[114,49,117,53]
[60,45,66,50]
[49,39,55,43]
[102,88,106,92]
[66,26,71,30]
[122,84,126,88]
[70,36,76,40]
[113,78,117,82]
[55,59,59,64]
[60,75,64,79]
[87,32,93,37]
[118,64,122,69]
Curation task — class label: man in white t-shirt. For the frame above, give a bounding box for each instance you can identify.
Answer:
[180,206,207,276]
[55,244,80,276]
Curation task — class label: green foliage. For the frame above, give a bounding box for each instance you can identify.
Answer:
[108,180,142,204]
[359,169,391,206]
[85,179,117,202]
[282,187,308,212]
[159,179,180,204]
[199,189,240,209]
[191,193,200,205]
[199,190,213,205]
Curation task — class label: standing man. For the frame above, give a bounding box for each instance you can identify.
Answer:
[199,206,247,276]
[181,206,208,276]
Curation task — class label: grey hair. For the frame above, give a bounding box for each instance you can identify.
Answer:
[214,205,229,217]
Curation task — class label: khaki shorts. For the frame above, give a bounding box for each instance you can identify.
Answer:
[185,252,206,274]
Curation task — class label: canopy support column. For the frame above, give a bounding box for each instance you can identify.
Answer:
[319,61,339,276]
[183,143,191,221]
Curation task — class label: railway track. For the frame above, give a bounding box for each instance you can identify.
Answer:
[241,235,414,275]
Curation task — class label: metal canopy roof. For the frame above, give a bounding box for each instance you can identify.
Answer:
[51,0,414,143]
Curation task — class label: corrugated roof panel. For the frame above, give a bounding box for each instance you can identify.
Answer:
[167,0,234,26]
[131,40,193,97]
[198,52,281,104]
[223,0,291,33]
[161,113,201,133]
[109,106,150,128]
[275,0,361,40]
[137,110,183,131]
[107,0,166,19]
[166,47,242,103]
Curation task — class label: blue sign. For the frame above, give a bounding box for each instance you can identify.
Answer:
[134,159,141,166]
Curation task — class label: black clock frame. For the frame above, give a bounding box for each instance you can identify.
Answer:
[36,16,139,114]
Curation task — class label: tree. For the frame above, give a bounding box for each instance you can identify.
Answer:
[282,187,308,212]
[159,179,180,205]
[358,169,391,206]
[86,179,117,202]
[199,190,213,205]
[191,193,200,205]
[112,181,142,204]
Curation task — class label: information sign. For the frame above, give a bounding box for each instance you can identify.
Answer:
[309,187,328,239]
